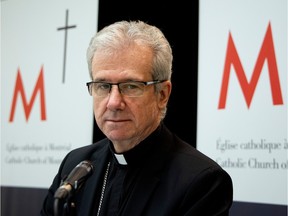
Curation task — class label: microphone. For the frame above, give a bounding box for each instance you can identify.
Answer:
[54,160,94,200]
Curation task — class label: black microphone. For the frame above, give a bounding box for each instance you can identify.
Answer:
[54,160,94,200]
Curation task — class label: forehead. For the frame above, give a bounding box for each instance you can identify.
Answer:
[91,44,153,80]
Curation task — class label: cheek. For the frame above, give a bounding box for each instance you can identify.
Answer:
[93,100,105,119]
[136,98,159,119]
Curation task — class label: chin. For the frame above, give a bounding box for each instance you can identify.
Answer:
[106,131,132,141]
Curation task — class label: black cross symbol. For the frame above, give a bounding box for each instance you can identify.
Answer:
[57,9,76,83]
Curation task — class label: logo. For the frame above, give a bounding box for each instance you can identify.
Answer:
[9,66,47,122]
[218,22,283,109]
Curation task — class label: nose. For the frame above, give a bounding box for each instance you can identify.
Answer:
[106,85,125,110]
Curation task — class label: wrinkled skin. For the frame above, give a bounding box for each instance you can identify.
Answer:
[91,43,172,153]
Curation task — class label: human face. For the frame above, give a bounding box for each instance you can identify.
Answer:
[91,44,171,152]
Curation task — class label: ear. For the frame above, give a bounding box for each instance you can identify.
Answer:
[158,81,172,109]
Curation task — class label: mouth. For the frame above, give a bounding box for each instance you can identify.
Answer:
[106,119,130,123]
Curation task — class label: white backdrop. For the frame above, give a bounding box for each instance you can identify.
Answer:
[197,0,287,206]
[1,0,98,188]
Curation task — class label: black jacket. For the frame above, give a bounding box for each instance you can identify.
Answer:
[40,124,233,216]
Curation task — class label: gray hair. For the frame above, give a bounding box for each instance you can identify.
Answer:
[86,20,173,119]
[87,20,173,80]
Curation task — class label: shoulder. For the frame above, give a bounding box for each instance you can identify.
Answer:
[164,128,229,179]
[157,126,233,202]
[57,138,109,176]
[169,133,233,192]
[66,138,108,160]
[160,125,217,168]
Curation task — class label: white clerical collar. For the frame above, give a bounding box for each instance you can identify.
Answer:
[114,153,128,165]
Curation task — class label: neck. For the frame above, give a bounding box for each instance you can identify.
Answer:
[112,123,160,153]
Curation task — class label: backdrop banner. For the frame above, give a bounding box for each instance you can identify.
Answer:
[1,1,98,214]
[197,0,287,215]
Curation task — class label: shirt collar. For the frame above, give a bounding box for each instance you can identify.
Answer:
[113,153,128,165]
[109,124,162,166]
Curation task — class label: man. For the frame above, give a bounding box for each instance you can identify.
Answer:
[41,20,233,216]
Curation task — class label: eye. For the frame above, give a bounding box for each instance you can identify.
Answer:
[127,83,140,89]
[122,82,142,90]
[97,83,110,90]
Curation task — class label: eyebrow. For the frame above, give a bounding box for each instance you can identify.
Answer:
[93,78,143,82]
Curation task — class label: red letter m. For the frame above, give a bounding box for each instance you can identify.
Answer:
[9,66,47,122]
[218,22,283,109]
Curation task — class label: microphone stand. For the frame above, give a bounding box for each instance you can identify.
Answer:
[53,160,93,216]
[54,194,76,216]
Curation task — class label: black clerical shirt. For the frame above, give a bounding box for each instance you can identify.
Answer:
[95,127,161,216]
